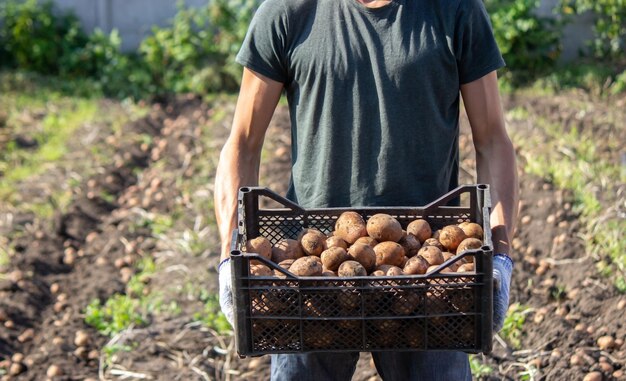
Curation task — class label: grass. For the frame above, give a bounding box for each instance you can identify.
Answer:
[510,108,626,291]
[470,355,494,379]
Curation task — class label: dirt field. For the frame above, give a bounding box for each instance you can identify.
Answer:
[0,87,625,380]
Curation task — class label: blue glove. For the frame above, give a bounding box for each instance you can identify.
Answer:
[493,254,513,332]
[218,258,235,327]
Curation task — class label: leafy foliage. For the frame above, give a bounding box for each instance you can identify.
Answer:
[85,295,148,336]
[486,0,562,85]
[561,0,626,59]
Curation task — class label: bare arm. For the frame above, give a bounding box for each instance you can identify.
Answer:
[214,68,284,261]
[461,71,519,255]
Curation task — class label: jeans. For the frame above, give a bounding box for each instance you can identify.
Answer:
[270,351,471,381]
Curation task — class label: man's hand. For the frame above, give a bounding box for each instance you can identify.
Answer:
[493,253,513,332]
[218,258,235,326]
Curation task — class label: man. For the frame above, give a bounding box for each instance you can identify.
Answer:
[214,0,518,379]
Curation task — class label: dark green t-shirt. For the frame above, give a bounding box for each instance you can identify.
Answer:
[236,0,504,208]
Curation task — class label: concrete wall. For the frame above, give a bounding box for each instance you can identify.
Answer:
[52,0,209,52]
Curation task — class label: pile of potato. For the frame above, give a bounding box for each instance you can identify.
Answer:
[245,212,484,278]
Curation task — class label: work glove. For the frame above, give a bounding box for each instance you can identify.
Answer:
[492,253,514,332]
[218,258,235,327]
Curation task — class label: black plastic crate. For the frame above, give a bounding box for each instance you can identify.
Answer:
[230,184,494,356]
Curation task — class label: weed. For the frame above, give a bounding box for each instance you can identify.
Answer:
[470,355,493,378]
[193,294,231,334]
[84,294,148,336]
[500,303,531,349]
[102,343,134,366]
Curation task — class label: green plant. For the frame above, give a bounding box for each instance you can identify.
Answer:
[0,0,87,73]
[84,294,148,336]
[562,0,626,59]
[500,303,531,349]
[193,294,231,334]
[486,0,562,85]
[139,0,255,95]
[470,355,494,378]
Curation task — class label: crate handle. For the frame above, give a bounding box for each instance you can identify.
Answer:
[239,187,304,212]
[421,184,486,215]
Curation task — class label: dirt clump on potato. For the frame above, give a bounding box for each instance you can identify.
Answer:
[366,214,403,242]
[335,211,367,244]
[403,255,429,275]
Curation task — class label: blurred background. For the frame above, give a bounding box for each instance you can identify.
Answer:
[0,0,624,380]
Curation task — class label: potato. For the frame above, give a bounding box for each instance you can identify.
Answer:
[391,290,422,315]
[432,229,440,240]
[347,243,377,273]
[375,264,404,276]
[406,219,432,243]
[403,255,429,275]
[326,235,348,250]
[458,221,484,240]
[441,252,461,272]
[250,264,273,276]
[354,236,378,248]
[289,256,323,276]
[422,238,444,251]
[299,230,327,256]
[456,237,483,254]
[322,269,337,277]
[338,260,367,277]
[334,211,367,244]
[417,245,444,266]
[246,236,272,265]
[366,214,403,242]
[370,269,386,276]
[274,259,295,277]
[320,246,350,272]
[304,326,335,348]
[398,234,421,257]
[438,225,467,252]
[272,239,304,263]
[457,263,475,273]
[374,241,406,267]
[426,265,453,274]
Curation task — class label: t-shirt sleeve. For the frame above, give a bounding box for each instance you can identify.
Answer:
[236,0,289,83]
[454,0,505,85]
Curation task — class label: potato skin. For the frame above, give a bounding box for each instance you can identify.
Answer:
[417,245,444,266]
[457,263,475,272]
[456,237,483,253]
[347,243,377,273]
[403,255,429,275]
[354,236,378,248]
[272,239,304,263]
[366,214,403,242]
[398,234,421,258]
[422,238,444,251]
[438,225,467,252]
[458,221,484,240]
[335,211,367,244]
[246,236,272,265]
[300,230,327,256]
[274,259,296,277]
[250,264,273,276]
[338,260,367,277]
[374,241,406,267]
[289,256,323,276]
[406,219,432,243]
[326,236,348,250]
[320,246,350,272]
[441,251,461,272]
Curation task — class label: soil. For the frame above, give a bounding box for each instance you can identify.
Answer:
[0,90,624,381]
